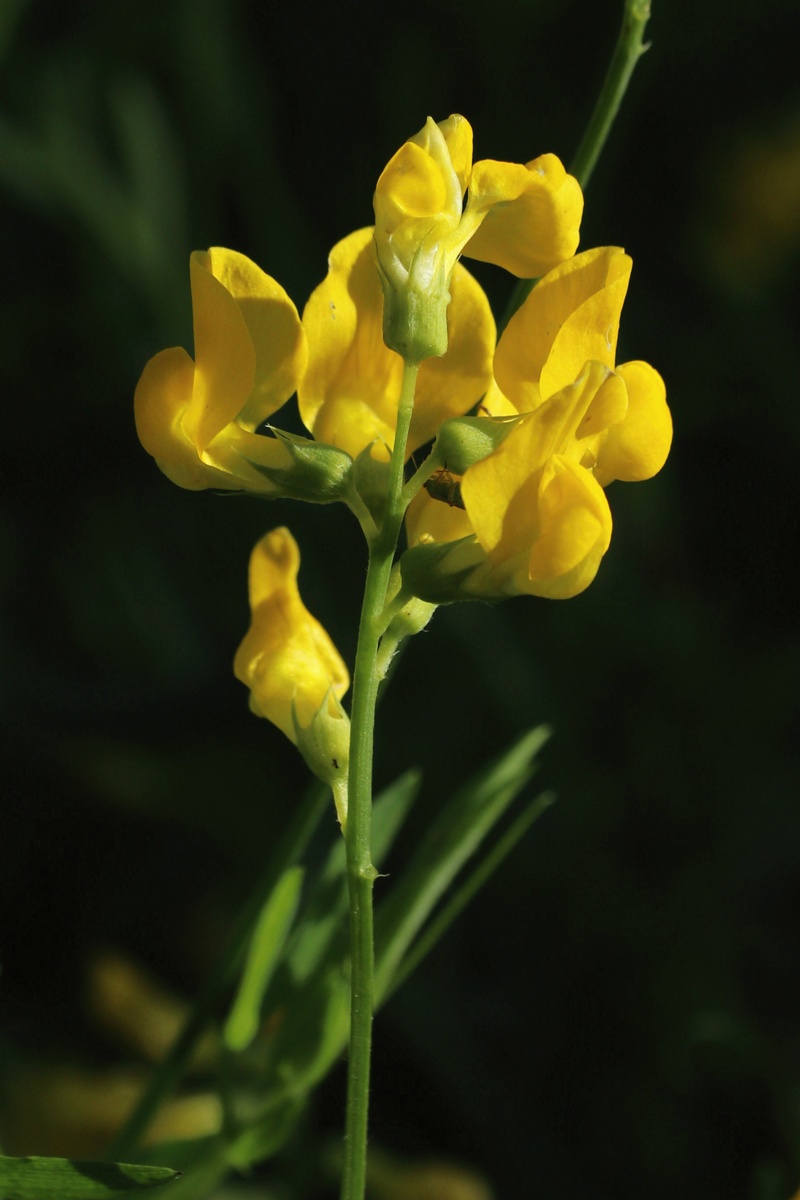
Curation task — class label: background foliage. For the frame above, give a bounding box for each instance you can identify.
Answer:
[1,1,799,1197]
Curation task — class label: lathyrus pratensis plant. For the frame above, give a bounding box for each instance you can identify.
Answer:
[81,4,668,1199]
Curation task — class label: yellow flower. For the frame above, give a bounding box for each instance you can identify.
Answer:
[234,527,349,738]
[134,248,310,493]
[299,227,495,462]
[233,529,350,811]
[403,247,672,601]
[373,114,583,359]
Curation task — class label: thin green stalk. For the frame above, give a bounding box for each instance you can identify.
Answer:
[106,783,329,1161]
[502,0,652,329]
[569,0,652,190]
[341,360,419,1200]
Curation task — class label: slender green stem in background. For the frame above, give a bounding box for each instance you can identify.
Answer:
[106,783,329,1161]
[570,0,651,188]
[502,0,652,330]
[341,360,419,1200]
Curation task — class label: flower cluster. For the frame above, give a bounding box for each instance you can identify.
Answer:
[135,115,671,780]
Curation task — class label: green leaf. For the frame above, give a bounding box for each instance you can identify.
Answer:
[374,726,552,999]
[386,790,555,999]
[220,771,421,1171]
[223,865,305,1052]
[0,1156,180,1200]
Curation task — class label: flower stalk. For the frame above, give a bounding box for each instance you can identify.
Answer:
[341,360,419,1200]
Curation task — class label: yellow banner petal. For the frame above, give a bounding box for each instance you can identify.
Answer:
[300,228,403,459]
[204,247,307,432]
[494,247,630,409]
[189,251,256,453]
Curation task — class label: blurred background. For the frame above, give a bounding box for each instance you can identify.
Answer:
[1,0,799,1197]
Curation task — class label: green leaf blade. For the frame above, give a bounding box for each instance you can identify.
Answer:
[0,1156,180,1200]
[374,726,552,999]
[223,865,305,1053]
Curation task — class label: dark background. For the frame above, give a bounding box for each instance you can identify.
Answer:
[2,0,799,1197]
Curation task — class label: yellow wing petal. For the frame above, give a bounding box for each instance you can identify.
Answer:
[594,360,672,485]
[299,228,403,459]
[134,346,215,490]
[463,154,583,278]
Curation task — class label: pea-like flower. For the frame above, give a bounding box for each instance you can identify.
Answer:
[373,114,583,360]
[402,247,672,601]
[299,227,495,462]
[234,528,350,817]
[135,248,351,500]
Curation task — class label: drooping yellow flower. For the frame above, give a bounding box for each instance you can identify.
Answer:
[373,114,583,359]
[134,248,311,493]
[234,527,349,740]
[299,227,495,462]
[403,247,672,601]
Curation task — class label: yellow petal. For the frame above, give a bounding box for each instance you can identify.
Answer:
[463,154,583,278]
[233,528,349,742]
[375,139,449,225]
[300,228,403,459]
[189,251,257,453]
[525,455,612,597]
[462,361,612,554]
[594,360,672,485]
[494,247,631,409]
[300,228,494,461]
[134,346,220,490]
[405,489,475,548]
[437,114,473,192]
[204,247,307,432]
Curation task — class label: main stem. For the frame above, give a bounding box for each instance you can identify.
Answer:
[341,359,419,1200]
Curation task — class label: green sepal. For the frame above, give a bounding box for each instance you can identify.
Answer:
[349,443,392,528]
[238,428,353,503]
[432,413,517,475]
[399,533,486,605]
[377,260,450,363]
[0,1157,180,1200]
[293,690,350,818]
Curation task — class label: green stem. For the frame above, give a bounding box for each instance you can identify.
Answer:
[105,783,328,1161]
[502,0,652,329]
[569,0,652,190]
[341,359,419,1200]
